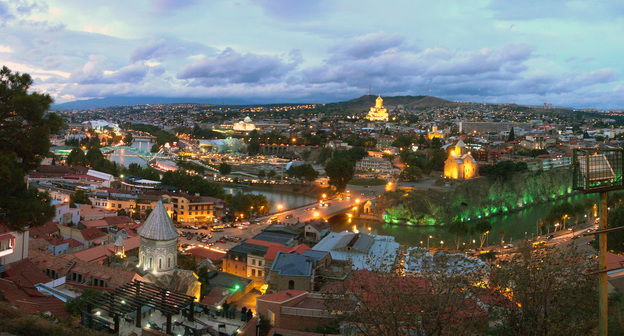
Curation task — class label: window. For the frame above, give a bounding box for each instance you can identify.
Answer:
[288,280,295,290]
[251,269,256,277]
[259,260,263,266]
[251,259,256,266]
[159,259,162,269]
[168,258,171,268]
[259,270,263,277]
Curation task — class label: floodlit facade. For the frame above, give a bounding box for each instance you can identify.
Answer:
[444,139,478,180]
[366,96,389,121]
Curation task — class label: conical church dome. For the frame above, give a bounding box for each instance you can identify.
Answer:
[137,201,178,241]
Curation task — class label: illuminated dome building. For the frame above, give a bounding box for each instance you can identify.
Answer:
[233,116,256,132]
[366,96,389,121]
[444,139,477,180]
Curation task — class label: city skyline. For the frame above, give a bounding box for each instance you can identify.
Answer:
[1,0,624,108]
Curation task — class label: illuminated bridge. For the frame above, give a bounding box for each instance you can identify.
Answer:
[100,146,167,161]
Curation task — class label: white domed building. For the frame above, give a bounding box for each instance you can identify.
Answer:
[233,116,256,132]
[137,201,178,274]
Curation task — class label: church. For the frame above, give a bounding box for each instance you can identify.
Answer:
[366,96,389,121]
[444,139,478,180]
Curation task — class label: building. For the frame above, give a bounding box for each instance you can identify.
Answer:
[0,225,30,273]
[355,156,394,174]
[137,201,178,274]
[313,231,400,272]
[460,122,533,134]
[233,116,256,132]
[427,126,445,140]
[160,192,226,224]
[256,290,352,331]
[366,96,389,121]
[266,250,331,293]
[223,239,285,279]
[444,139,478,180]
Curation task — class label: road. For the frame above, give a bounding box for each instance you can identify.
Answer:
[176,183,387,255]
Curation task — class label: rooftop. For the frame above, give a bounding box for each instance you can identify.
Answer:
[137,200,178,241]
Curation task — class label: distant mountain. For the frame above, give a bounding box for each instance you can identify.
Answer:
[51,96,255,110]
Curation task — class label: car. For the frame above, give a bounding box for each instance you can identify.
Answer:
[503,244,514,249]
[571,235,580,239]
[546,234,554,240]
[217,238,226,243]
[181,244,190,248]
[186,236,192,240]
[346,196,351,200]
[285,214,294,219]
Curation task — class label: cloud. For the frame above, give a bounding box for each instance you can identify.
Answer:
[333,32,406,60]
[251,0,329,20]
[69,55,149,84]
[130,39,168,62]
[148,0,195,13]
[177,47,301,85]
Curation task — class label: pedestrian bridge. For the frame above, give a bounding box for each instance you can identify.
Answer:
[100,146,164,161]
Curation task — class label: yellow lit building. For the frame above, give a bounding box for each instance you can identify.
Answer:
[366,96,389,121]
[444,139,478,180]
[427,126,445,140]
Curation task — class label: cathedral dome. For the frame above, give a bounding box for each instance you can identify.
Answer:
[137,201,178,241]
[243,116,252,123]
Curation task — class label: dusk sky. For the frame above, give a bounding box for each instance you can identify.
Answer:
[1,0,623,108]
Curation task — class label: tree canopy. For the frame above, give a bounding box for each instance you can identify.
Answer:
[325,157,355,192]
[0,66,61,230]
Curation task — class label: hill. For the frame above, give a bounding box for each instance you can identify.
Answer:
[320,94,469,114]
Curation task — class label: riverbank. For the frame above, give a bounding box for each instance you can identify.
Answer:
[219,182,331,198]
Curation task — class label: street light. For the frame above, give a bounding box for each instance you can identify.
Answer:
[440,241,444,249]
[420,241,423,247]
[427,235,433,249]
[355,199,360,204]
[322,194,327,199]
[277,204,283,212]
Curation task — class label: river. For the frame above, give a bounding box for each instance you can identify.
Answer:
[330,193,599,247]
[107,139,154,168]
[226,187,318,214]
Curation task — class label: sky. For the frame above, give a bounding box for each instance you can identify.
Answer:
[1,0,624,109]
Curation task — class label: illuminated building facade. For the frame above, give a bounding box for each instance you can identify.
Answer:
[444,139,478,180]
[366,96,389,121]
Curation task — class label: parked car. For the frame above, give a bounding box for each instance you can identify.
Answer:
[285,214,293,219]
[546,234,554,240]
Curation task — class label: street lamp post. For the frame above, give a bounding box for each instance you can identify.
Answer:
[440,241,444,250]
[427,235,433,249]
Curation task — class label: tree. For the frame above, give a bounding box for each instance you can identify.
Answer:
[447,220,469,249]
[474,220,492,248]
[65,289,102,316]
[247,129,261,155]
[66,148,86,166]
[218,162,232,176]
[267,170,277,179]
[400,165,423,181]
[490,244,597,335]
[0,66,61,230]
[325,157,355,192]
[70,190,92,205]
[258,169,266,179]
[508,127,515,141]
[324,268,489,336]
[123,132,133,145]
[286,163,319,182]
[86,147,104,167]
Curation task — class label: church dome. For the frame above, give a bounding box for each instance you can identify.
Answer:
[243,116,252,123]
[137,201,178,241]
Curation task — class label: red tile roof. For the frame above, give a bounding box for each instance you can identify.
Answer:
[185,247,226,262]
[29,221,60,238]
[79,227,106,241]
[256,290,307,304]
[264,244,311,261]
[244,238,286,248]
[0,278,68,318]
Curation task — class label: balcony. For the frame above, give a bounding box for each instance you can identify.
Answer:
[0,247,14,258]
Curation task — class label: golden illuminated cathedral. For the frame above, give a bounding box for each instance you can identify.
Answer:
[444,139,477,180]
[366,95,389,121]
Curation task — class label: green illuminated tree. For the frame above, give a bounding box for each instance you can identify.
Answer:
[0,66,61,231]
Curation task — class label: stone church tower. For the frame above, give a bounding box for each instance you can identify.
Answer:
[137,201,178,274]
